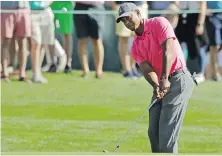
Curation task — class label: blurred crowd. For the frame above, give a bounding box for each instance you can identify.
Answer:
[1,1,222,84]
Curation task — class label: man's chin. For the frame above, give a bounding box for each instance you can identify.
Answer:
[129,27,135,31]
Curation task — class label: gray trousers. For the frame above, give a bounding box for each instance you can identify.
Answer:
[148,69,195,153]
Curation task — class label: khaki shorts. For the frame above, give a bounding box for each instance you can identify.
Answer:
[115,3,148,37]
[31,8,55,45]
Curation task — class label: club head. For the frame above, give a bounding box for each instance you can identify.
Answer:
[103,149,109,153]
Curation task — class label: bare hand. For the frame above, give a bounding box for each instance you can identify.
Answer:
[153,84,162,100]
[207,9,213,16]
[159,78,171,98]
[196,24,204,35]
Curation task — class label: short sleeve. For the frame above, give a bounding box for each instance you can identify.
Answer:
[154,17,176,45]
[131,41,146,64]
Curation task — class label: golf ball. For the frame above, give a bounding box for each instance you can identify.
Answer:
[62,7,67,12]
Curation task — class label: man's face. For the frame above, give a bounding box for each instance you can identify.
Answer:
[120,11,140,31]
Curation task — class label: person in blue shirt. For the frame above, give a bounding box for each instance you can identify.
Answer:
[206,1,222,81]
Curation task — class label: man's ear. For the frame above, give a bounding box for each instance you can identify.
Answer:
[135,9,141,16]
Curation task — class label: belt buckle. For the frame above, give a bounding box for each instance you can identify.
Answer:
[169,69,183,80]
[168,72,174,80]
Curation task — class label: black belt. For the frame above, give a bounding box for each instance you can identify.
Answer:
[168,68,185,80]
[168,68,198,85]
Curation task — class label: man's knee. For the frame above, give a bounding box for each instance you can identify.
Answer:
[78,38,88,46]
[2,38,12,48]
[148,128,158,146]
[91,38,103,46]
[119,37,129,45]
[210,45,221,52]
[148,128,158,139]
[78,39,88,49]
[17,37,27,49]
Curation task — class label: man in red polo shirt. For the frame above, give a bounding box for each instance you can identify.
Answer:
[116,3,195,153]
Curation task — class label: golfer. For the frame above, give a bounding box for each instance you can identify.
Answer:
[116,3,195,153]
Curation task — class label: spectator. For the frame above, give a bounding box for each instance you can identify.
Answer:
[50,1,74,73]
[29,1,55,83]
[1,1,31,82]
[109,1,148,79]
[42,39,67,72]
[160,2,180,29]
[205,46,222,80]
[74,1,105,78]
[175,1,209,83]
[205,1,222,81]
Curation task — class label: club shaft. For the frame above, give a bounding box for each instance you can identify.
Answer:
[113,99,157,152]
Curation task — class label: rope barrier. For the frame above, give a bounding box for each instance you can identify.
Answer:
[0,9,222,14]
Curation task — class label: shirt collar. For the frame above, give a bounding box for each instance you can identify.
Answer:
[134,19,149,39]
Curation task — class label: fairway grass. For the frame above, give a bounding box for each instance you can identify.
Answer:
[1,71,222,154]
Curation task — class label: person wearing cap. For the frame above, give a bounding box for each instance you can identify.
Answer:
[116,2,195,153]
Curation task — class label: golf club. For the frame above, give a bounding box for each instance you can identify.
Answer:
[103,98,158,153]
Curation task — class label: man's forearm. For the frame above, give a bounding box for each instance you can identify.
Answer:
[144,72,159,88]
[139,61,159,88]
[161,51,173,79]
[198,1,207,25]
[161,39,175,79]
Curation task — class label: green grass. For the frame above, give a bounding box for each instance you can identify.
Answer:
[1,71,222,154]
